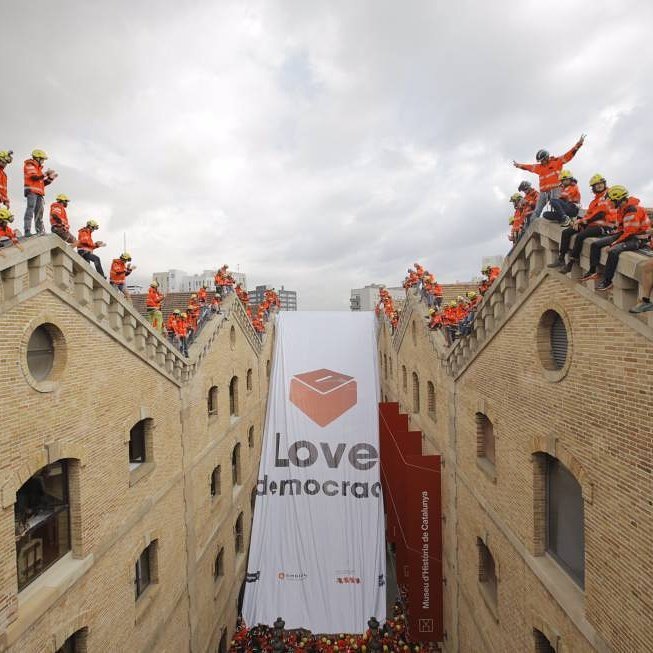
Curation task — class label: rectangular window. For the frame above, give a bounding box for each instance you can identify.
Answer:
[477,538,498,611]
[135,543,155,599]
[129,422,146,470]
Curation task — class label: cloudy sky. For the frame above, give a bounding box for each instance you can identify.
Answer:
[3,0,653,308]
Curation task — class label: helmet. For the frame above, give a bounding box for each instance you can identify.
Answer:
[482,265,491,274]
[607,185,629,203]
[31,149,48,160]
[559,169,574,181]
[0,208,13,222]
[457,295,465,302]
[508,215,514,225]
[150,281,159,287]
[191,293,197,298]
[467,291,477,299]
[181,312,187,318]
[518,180,531,192]
[120,252,132,261]
[509,192,522,203]
[535,149,549,162]
[589,173,606,187]
[449,300,457,308]
[86,219,99,229]
[173,309,181,315]
[55,193,70,202]
[0,150,13,164]
[429,308,436,315]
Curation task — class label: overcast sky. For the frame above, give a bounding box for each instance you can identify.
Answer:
[3,0,653,309]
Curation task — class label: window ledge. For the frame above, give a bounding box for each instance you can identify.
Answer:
[478,583,499,623]
[135,583,159,625]
[6,552,94,648]
[476,457,497,483]
[129,461,155,486]
[533,554,585,622]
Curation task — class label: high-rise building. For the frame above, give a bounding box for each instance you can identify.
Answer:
[350,284,404,311]
[152,268,247,293]
[249,285,298,311]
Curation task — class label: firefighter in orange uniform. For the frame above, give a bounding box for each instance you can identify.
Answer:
[0,150,13,208]
[23,149,57,236]
[110,252,136,298]
[77,219,106,277]
[49,193,77,244]
[146,281,165,330]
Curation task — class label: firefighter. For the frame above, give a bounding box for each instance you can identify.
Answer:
[109,252,136,298]
[23,149,57,236]
[49,193,77,244]
[146,281,165,330]
[77,219,106,277]
[0,150,13,208]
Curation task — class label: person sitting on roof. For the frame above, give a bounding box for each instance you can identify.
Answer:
[513,134,585,220]
[49,193,77,245]
[519,180,539,219]
[0,208,22,250]
[629,257,653,314]
[165,309,180,343]
[174,312,189,357]
[543,170,581,226]
[549,173,616,273]
[594,185,651,291]
[110,252,136,299]
[77,219,106,277]
[210,293,222,314]
[186,294,199,340]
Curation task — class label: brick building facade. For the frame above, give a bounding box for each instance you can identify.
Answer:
[378,219,653,652]
[0,236,273,652]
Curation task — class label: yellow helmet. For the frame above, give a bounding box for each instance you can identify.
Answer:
[508,215,514,225]
[150,280,159,287]
[55,193,70,202]
[191,293,197,298]
[589,173,606,187]
[466,291,477,299]
[120,252,132,261]
[86,219,99,229]
[429,308,436,315]
[509,192,522,203]
[559,169,574,181]
[0,208,13,222]
[449,300,457,308]
[181,312,187,318]
[607,185,629,203]
[173,309,181,315]
[482,265,491,274]
[31,149,48,160]
[0,150,13,164]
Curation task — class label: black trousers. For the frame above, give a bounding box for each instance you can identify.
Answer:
[547,198,579,223]
[603,237,646,283]
[563,225,611,259]
[78,249,105,277]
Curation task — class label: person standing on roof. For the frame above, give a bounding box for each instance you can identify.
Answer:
[0,150,13,208]
[77,219,106,277]
[513,134,585,220]
[166,309,180,343]
[594,185,651,291]
[146,281,165,329]
[50,194,77,244]
[110,252,136,298]
[545,170,581,226]
[23,149,58,236]
[175,312,189,357]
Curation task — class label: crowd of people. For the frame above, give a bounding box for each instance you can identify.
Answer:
[228,599,436,652]
[507,136,652,306]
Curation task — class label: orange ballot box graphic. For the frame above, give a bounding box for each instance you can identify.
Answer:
[289,368,357,427]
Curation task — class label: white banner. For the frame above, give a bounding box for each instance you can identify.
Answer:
[243,311,386,633]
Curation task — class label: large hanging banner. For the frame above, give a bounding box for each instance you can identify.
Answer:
[243,312,386,633]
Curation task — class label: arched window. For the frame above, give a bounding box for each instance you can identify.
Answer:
[230,325,236,350]
[412,372,420,413]
[55,628,88,652]
[402,366,407,392]
[232,443,241,486]
[211,466,221,497]
[544,455,585,587]
[383,354,388,379]
[427,381,436,420]
[412,320,417,345]
[229,376,239,417]
[248,426,255,448]
[207,386,218,416]
[475,413,495,467]
[246,368,253,392]
[533,629,556,653]
[235,512,244,553]
[219,630,228,653]
[214,547,224,580]
[389,357,393,378]
[128,418,153,472]
[15,461,71,591]
[477,538,498,610]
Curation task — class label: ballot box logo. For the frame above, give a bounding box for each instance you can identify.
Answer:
[289,368,357,427]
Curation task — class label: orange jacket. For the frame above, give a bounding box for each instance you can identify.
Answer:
[415,264,424,278]
[110,258,132,284]
[0,168,7,203]
[174,316,187,337]
[613,197,651,245]
[0,223,18,243]
[23,158,51,196]
[579,192,616,228]
[50,202,69,229]
[523,187,539,211]
[211,295,221,307]
[146,287,164,309]
[165,314,177,333]
[488,266,501,282]
[77,227,98,252]
[560,182,581,204]
[515,140,583,191]
[198,287,207,304]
